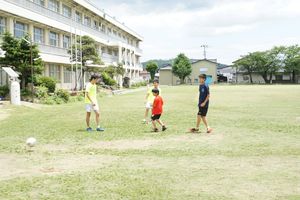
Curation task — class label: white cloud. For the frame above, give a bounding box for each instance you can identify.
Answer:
[92,0,300,64]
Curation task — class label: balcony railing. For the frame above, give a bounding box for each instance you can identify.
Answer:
[38,43,69,57]
[4,0,132,45]
[101,53,118,63]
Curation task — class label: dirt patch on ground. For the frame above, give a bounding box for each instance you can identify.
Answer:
[84,133,224,151]
[0,153,118,181]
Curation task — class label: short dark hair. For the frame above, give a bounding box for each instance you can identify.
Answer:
[199,74,207,80]
[90,74,99,81]
[152,88,159,94]
[153,79,159,84]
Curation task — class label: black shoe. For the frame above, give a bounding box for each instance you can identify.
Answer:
[153,128,159,132]
[162,126,167,131]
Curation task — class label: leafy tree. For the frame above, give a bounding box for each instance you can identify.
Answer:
[69,35,103,89]
[172,53,192,84]
[283,45,300,83]
[264,46,285,84]
[0,32,43,88]
[233,53,258,83]
[146,61,158,81]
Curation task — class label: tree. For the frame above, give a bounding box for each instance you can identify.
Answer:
[0,32,43,89]
[283,45,300,83]
[146,61,158,81]
[233,53,259,84]
[69,35,102,89]
[172,53,192,84]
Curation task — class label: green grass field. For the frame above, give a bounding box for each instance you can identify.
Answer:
[0,85,300,200]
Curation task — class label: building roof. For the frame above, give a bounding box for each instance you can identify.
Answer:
[192,59,229,69]
[76,0,143,41]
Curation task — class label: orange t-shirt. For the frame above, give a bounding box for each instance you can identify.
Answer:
[152,96,163,115]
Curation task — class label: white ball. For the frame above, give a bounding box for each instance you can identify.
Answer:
[26,137,37,147]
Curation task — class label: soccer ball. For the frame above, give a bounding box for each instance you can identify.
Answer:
[26,137,37,147]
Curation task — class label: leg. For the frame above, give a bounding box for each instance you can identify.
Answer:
[201,116,212,133]
[95,111,100,127]
[196,115,201,129]
[157,119,164,127]
[201,116,208,129]
[144,108,149,120]
[86,112,91,128]
[152,120,157,129]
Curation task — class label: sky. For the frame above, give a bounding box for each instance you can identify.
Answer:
[92,0,300,65]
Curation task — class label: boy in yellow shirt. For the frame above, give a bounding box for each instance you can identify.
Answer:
[85,75,104,132]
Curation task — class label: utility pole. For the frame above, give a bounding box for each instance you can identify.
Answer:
[201,44,208,59]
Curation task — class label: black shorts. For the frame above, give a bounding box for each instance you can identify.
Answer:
[198,107,208,116]
[151,114,161,121]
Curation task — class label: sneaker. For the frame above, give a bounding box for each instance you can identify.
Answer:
[153,128,159,132]
[189,128,199,133]
[96,127,105,132]
[86,127,93,132]
[162,126,167,131]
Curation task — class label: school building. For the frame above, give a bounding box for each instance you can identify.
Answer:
[0,0,143,89]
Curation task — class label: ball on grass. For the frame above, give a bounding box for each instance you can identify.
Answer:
[26,137,37,147]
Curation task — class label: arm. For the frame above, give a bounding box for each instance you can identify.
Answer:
[201,94,210,107]
[86,92,95,105]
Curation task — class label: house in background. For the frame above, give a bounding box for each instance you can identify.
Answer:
[159,59,225,85]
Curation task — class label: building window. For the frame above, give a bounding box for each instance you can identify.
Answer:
[49,31,59,46]
[48,0,59,13]
[63,35,70,49]
[93,21,98,29]
[33,0,45,6]
[0,17,6,35]
[14,21,28,38]
[107,28,112,35]
[84,16,91,26]
[101,24,106,32]
[63,67,72,83]
[194,79,198,83]
[62,5,71,18]
[75,11,82,23]
[33,27,44,44]
[49,64,60,81]
[113,30,117,36]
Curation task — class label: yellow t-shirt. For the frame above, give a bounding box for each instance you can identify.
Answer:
[147,87,161,103]
[85,82,97,104]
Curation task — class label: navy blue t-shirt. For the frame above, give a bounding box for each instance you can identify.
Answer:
[199,84,210,108]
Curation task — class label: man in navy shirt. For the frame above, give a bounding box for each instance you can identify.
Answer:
[190,74,213,133]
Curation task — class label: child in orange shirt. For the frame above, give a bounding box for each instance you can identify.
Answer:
[151,88,167,132]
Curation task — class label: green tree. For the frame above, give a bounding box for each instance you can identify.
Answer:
[146,61,158,81]
[69,35,102,89]
[172,53,192,84]
[234,53,257,84]
[283,45,300,83]
[0,32,43,89]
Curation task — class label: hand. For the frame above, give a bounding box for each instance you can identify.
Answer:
[200,103,205,107]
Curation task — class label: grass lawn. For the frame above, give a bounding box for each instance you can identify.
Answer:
[0,85,300,200]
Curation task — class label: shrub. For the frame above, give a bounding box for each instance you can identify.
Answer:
[40,96,55,105]
[54,89,70,103]
[35,86,48,99]
[36,76,56,93]
[101,72,116,86]
[0,85,9,98]
[21,88,31,97]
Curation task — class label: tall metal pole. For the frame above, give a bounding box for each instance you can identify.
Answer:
[70,20,73,91]
[201,44,208,59]
[79,30,83,91]
[75,28,78,91]
[30,42,33,103]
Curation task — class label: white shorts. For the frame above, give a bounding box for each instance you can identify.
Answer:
[145,102,153,109]
[85,103,99,113]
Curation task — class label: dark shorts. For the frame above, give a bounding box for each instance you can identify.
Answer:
[198,107,208,116]
[151,114,161,121]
